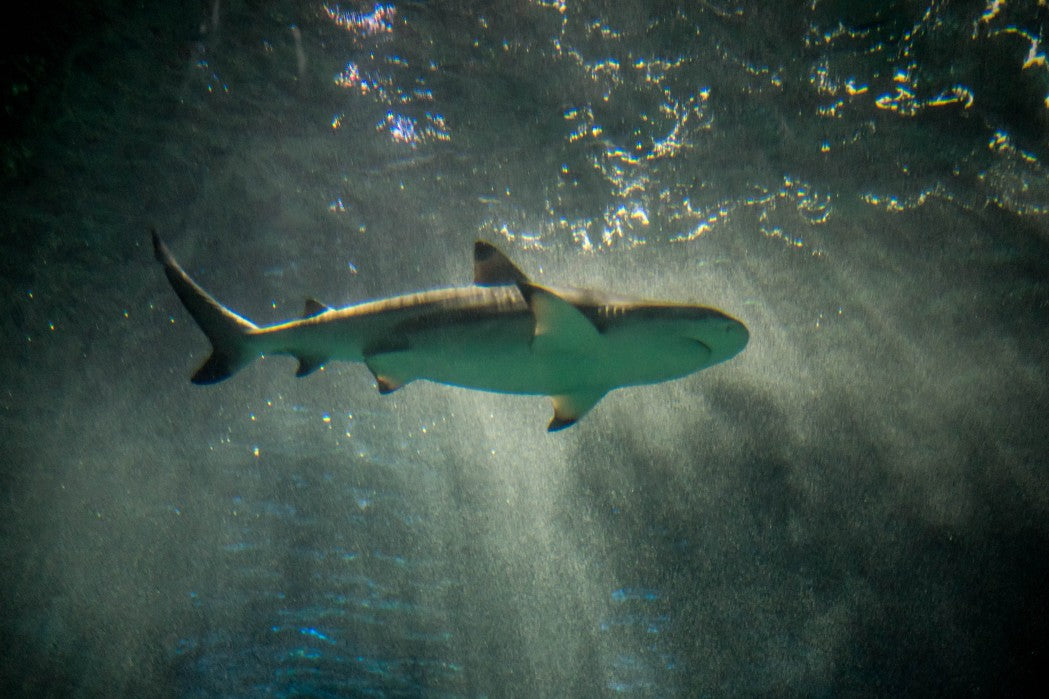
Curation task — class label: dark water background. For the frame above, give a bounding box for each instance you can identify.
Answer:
[2,1,1048,695]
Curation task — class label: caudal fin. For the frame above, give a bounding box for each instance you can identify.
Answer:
[152,230,260,384]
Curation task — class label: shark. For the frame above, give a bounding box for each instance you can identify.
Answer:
[153,232,748,430]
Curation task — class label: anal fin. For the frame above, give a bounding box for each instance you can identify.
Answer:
[549,389,607,431]
[293,301,333,376]
[364,351,412,395]
[295,355,328,377]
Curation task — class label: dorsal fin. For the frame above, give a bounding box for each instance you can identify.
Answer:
[302,298,330,318]
[473,241,529,286]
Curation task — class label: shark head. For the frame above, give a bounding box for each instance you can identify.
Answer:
[613,303,748,378]
[681,306,749,367]
[535,287,749,393]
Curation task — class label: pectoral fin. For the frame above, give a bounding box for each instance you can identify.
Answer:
[364,360,409,394]
[518,283,600,354]
[374,374,406,394]
[364,347,412,395]
[549,390,607,431]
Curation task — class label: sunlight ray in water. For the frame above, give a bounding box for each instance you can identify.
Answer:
[4,0,1049,696]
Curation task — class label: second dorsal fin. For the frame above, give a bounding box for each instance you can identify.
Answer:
[473,241,529,286]
[302,298,331,318]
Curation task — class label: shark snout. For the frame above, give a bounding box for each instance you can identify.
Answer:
[688,313,749,364]
[718,317,749,360]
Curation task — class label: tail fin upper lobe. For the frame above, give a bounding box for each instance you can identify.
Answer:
[152,231,259,384]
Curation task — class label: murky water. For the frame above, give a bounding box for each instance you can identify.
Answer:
[2,1,1048,695]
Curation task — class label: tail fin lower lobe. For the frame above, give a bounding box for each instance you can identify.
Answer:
[152,230,259,384]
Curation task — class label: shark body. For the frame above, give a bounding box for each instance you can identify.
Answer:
[153,233,748,430]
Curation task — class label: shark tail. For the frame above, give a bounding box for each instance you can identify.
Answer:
[152,230,260,384]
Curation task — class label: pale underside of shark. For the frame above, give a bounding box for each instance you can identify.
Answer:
[153,232,748,430]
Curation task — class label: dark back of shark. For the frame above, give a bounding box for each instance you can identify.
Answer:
[153,232,748,430]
